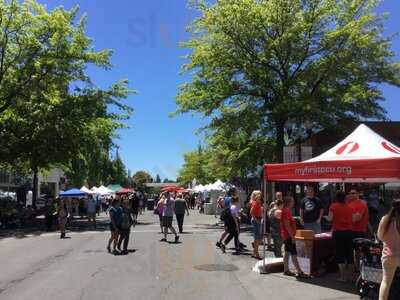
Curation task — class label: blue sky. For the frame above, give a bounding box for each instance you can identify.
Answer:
[41,0,400,180]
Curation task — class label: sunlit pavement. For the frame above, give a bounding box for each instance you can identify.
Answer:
[0,210,363,300]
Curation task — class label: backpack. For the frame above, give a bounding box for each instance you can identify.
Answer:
[220,206,232,222]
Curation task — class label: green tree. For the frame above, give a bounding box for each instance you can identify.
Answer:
[0,1,134,205]
[178,145,213,185]
[108,151,128,186]
[132,171,153,191]
[176,0,400,163]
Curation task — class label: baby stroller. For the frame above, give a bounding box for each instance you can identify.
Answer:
[354,238,383,298]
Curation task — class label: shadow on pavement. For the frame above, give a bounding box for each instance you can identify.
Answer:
[294,273,364,298]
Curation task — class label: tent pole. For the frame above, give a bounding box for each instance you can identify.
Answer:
[263,178,267,269]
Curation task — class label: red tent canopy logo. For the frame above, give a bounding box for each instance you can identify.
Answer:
[336,142,360,155]
[382,141,400,154]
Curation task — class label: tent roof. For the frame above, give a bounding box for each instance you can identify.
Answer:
[116,188,134,194]
[107,184,123,192]
[60,188,87,197]
[308,124,400,162]
[264,124,400,183]
[97,186,114,195]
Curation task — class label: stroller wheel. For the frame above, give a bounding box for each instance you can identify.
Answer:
[356,275,370,298]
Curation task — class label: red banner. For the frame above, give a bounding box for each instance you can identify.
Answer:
[264,157,400,183]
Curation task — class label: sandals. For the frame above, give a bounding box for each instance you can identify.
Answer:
[296,272,310,279]
[283,271,296,277]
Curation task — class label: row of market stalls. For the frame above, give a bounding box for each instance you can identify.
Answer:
[59,185,135,198]
[257,124,400,276]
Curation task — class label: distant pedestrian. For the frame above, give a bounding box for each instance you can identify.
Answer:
[87,195,97,230]
[44,199,56,232]
[118,200,134,255]
[161,192,179,243]
[175,193,189,233]
[58,199,69,239]
[155,195,165,233]
[130,193,140,224]
[107,199,123,255]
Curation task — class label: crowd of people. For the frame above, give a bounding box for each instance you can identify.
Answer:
[214,185,400,298]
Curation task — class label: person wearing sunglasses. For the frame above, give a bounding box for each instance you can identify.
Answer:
[347,188,369,275]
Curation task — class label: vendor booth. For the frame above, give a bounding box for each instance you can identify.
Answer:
[260,124,400,275]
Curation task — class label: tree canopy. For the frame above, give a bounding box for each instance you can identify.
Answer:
[176,0,400,166]
[0,1,134,203]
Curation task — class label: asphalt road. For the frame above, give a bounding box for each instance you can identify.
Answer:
[0,210,365,300]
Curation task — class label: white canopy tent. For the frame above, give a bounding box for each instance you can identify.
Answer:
[96,185,114,196]
[80,186,98,195]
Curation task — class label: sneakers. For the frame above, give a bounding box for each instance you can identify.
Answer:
[175,235,180,243]
[220,244,226,253]
[160,238,167,242]
[216,241,222,248]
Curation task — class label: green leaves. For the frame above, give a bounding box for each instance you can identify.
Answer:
[176,0,399,172]
[0,1,135,189]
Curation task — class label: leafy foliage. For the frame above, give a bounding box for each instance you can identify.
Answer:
[0,1,134,202]
[176,0,400,165]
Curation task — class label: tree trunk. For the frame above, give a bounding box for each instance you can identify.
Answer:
[32,168,39,209]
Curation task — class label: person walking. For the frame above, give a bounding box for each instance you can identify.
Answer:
[250,191,263,260]
[87,195,97,230]
[156,195,165,233]
[281,196,307,278]
[378,199,400,300]
[44,199,56,232]
[118,200,134,255]
[107,199,123,255]
[325,191,354,282]
[174,193,189,234]
[161,192,179,243]
[269,198,284,257]
[58,198,69,239]
[220,196,241,254]
[300,185,324,234]
[130,192,140,225]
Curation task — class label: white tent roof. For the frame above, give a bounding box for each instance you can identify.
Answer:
[96,185,114,196]
[80,186,96,194]
[308,124,400,162]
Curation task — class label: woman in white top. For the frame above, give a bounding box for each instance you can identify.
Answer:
[378,199,400,300]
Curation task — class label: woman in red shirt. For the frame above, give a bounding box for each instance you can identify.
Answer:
[280,196,307,278]
[325,191,354,282]
[250,191,263,260]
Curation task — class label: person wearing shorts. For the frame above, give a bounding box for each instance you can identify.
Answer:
[250,191,263,260]
[161,192,179,243]
[107,199,123,254]
[280,196,307,278]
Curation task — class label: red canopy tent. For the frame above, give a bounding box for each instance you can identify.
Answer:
[161,185,181,193]
[257,124,400,271]
[116,188,135,195]
[264,124,400,183]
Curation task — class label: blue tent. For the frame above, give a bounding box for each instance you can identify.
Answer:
[59,188,87,198]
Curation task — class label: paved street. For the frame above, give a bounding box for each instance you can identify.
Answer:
[0,210,365,300]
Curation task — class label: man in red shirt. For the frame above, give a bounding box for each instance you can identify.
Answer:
[347,188,369,238]
[347,188,370,273]
[280,196,307,278]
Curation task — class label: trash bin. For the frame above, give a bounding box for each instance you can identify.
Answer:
[147,199,154,211]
